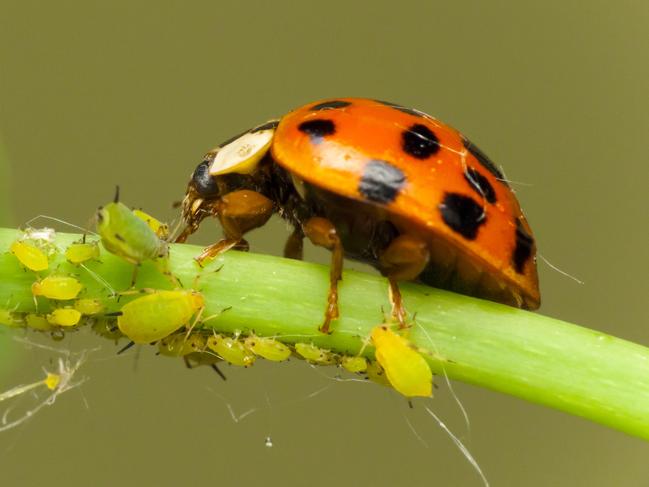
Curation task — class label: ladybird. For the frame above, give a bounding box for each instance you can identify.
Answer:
[177,98,540,333]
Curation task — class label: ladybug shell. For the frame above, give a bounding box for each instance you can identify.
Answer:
[271,98,540,309]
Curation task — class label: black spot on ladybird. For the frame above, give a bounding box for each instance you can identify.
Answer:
[374,100,424,117]
[439,193,486,240]
[191,160,219,197]
[402,124,440,159]
[251,120,279,133]
[513,219,534,273]
[358,160,406,204]
[310,100,351,111]
[464,167,496,204]
[298,119,335,143]
[462,136,508,185]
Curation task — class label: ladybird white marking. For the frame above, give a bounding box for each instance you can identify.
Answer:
[210,125,275,176]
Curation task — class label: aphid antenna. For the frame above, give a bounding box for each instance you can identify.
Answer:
[113,185,121,204]
[23,215,98,237]
[539,253,584,284]
[79,263,117,297]
[182,305,206,344]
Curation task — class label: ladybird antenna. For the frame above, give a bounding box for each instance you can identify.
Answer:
[114,185,121,204]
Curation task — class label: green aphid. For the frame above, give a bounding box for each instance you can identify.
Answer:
[96,188,168,266]
[341,355,368,373]
[158,333,206,357]
[207,334,256,367]
[294,342,337,365]
[117,289,205,344]
[244,334,291,362]
[0,307,21,328]
[96,187,175,287]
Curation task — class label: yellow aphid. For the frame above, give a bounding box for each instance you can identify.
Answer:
[65,241,100,265]
[294,342,336,365]
[44,373,61,391]
[370,325,432,398]
[25,314,53,331]
[341,355,368,373]
[207,335,255,367]
[32,276,83,300]
[10,240,49,272]
[158,333,206,357]
[47,308,82,327]
[117,290,204,344]
[132,209,170,239]
[74,298,104,315]
[244,335,291,362]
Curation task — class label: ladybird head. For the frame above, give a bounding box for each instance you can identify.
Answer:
[177,120,278,242]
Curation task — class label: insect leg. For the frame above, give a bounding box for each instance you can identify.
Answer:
[378,234,429,328]
[195,190,274,265]
[302,217,344,334]
[283,227,304,260]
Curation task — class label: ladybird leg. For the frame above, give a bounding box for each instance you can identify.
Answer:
[195,190,273,266]
[284,227,304,260]
[379,235,430,329]
[302,217,343,334]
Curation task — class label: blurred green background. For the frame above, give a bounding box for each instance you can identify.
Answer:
[1,1,648,485]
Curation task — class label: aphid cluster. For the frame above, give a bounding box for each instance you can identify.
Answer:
[3,190,434,399]
[3,225,102,336]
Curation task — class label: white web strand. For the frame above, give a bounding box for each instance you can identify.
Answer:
[539,253,584,284]
[425,406,489,487]
[0,352,89,433]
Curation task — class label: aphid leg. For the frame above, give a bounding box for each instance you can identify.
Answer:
[130,264,140,288]
[195,190,274,266]
[117,341,136,354]
[378,234,430,329]
[303,217,344,334]
[210,364,227,381]
[283,227,304,260]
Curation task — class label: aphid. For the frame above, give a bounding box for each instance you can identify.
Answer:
[158,333,206,357]
[46,308,82,327]
[90,317,124,342]
[0,306,21,328]
[10,240,49,272]
[341,355,368,373]
[116,289,204,344]
[294,342,337,365]
[206,334,256,367]
[65,237,100,265]
[96,188,172,286]
[365,360,391,388]
[370,325,432,397]
[132,209,170,239]
[25,313,53,331]
[243,334,291,362]
[32,275,83,300]
[177,98,540,333]
[74,298,104,315]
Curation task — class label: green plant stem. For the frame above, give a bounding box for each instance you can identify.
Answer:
[1,227,648,440]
